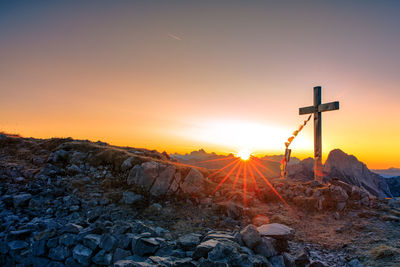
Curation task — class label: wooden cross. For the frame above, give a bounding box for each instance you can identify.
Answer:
[299,86,339,182]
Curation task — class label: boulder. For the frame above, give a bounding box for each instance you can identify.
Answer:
[254,237,278,257]
[150,165,176,196]
[121,157,134,171]
[207,239,240,264]
[309,261,329,267]
[113,248,132,262]
[180,168,204,194]
[72,244,93,266]
[65,257,81,267]
[257,223,295,240]
[51,149,69,163]
[133,237,160,256]
[67,164,82,175]
[8,240,29,251]
[192,239,220,260]
[269,255,285,267]
[59,233,78,247]
[128,162,160,190]
[92,249,113,265]
[32,240,46,256]
[48,246,71,261]
[83,234,101,250]
[121,192,143,205]
[202,232,237,242]
[113,260,152,267]
[62,223,83,234]
[13,193,32,208]
[100,234,118,252]
[240,224,261,249]
[232,254,270,267]
[294,249,310,267]
[168,172,182,194]
[177,233,201,251]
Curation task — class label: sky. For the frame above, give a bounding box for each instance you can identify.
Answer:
[1,1,400,169]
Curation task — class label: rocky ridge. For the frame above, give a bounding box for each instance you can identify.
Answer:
[0,134,399,266]
[288,149,394,198]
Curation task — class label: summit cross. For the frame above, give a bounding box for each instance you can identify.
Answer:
[299,86,339,182]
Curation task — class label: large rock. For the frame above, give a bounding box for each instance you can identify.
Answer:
[133,237,160,256]
[72,244,93,266]
[48,246,71,261]
[32,240,46,256]
[128,162,160,190]
[323,149,392,198]
[113,248,132,262]
[254,237,278,257]
[92,249,113,265]
[207,239,240,264]
[100,234,118,252]
[113,260,152,267]
[180,168,204,194]
[177,233,201,251]
[150,165,176,196]
[192,239,220,260]
[257,223,295,240]
[59,233,78,247]
[240,225,261,249]
[13,193,32,208]
[83,234,101,250]
[62,223,83,234]
[121,157,134,171]
[8,240,29,251]
[287,157,314,181]
[168,172,181,194]
[121,192,143,205]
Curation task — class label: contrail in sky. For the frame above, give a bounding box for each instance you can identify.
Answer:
[168,33,182,41]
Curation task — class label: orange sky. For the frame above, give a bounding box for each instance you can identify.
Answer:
[1,1,400,169]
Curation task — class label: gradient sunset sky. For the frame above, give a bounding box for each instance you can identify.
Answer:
[1,1,400,169]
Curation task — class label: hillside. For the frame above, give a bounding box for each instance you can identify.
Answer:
[0,134,400,266]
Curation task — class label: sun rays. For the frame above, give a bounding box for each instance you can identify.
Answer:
[191,151,288,208]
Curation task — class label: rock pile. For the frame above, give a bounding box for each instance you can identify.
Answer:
[273,179,376,212]
[0,135,378,266]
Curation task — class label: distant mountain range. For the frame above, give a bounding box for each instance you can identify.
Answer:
[371,167,400,178]
[170,149,300,178]
[173,149,400,198]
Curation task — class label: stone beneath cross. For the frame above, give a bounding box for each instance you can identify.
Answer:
[299,86,339,182]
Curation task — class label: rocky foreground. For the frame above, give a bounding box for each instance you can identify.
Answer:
[0,134,399,266]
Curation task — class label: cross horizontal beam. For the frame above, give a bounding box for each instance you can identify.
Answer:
[299,101,339,115]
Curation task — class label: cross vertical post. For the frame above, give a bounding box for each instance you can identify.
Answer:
[299,86,339,182]
[313,86,322,182]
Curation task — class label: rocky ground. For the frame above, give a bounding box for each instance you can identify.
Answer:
[0,134,399,266]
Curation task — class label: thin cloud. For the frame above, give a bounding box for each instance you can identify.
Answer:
[167,33,182,41]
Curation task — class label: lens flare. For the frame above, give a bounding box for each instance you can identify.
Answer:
[237,149,251,161]
[189,149,288,209]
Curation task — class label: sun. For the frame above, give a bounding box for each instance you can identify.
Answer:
[237,149,251,161]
